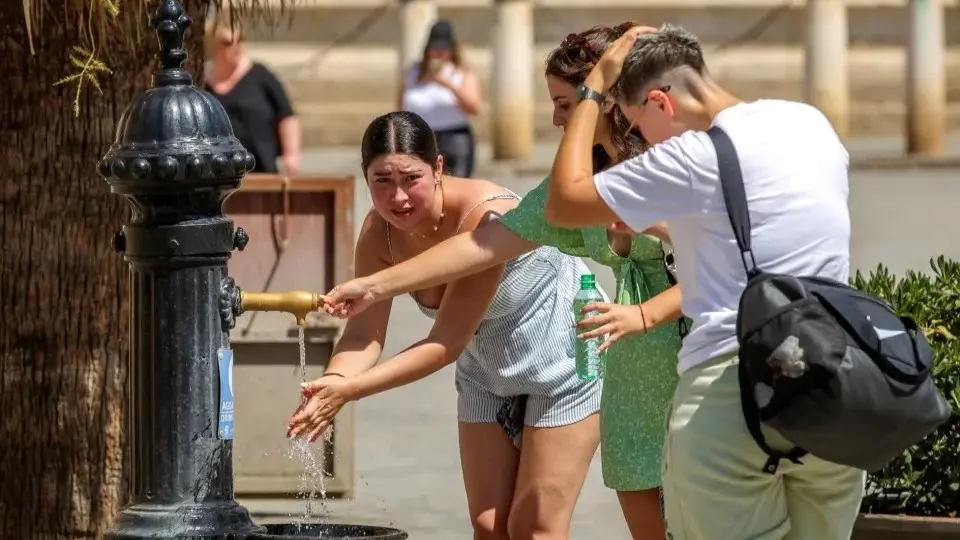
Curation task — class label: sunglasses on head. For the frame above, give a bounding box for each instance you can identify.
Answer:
[561,21,643,65]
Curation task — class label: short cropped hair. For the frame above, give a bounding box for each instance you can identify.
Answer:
[615,24,706,105]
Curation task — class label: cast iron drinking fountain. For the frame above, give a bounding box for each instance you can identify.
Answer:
[95,1,407,538]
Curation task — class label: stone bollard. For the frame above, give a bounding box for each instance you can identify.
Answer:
[906,0,946,156]
[804,0,849,140]
[399,0,438,79]
[491,0,534,160]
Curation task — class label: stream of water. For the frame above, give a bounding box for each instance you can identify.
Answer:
[287,326,334,527]
[299,326,308,383]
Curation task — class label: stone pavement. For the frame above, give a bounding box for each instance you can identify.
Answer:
[239,138,960,539]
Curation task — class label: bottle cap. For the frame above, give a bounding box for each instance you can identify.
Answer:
[580,274,596,287]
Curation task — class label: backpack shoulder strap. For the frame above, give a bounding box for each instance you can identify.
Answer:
[706,126,759,278]
[707,126,808,473]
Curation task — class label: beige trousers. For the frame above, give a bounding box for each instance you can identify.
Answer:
[662,355,866,540]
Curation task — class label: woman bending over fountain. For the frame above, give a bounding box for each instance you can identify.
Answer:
[310,25,686,540]
[286,110,601,540]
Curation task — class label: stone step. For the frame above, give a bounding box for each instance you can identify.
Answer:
[277,47,960,104]
[244,45,960,145]
[241,4,960,47]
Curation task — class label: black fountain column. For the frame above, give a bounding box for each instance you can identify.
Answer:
[97,0,260,537]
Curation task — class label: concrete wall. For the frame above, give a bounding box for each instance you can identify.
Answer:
[239,5,960,146]
[244,5,960,46]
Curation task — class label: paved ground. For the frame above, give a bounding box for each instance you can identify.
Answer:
[239,138,960,539]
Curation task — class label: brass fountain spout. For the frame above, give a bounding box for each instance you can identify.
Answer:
[219,277,323,328]
[240,290,323,327]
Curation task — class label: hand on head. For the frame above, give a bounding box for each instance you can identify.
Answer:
[591,25,658,92]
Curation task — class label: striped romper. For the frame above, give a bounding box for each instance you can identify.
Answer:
[387,193,604,444]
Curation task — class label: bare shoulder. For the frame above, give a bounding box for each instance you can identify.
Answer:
[446,176,519,232]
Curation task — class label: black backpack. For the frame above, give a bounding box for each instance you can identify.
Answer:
[707,126,951,473]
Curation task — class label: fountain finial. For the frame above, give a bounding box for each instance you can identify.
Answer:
[153,0,192,87]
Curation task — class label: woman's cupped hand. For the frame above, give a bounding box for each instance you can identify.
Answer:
[287,375,355,442]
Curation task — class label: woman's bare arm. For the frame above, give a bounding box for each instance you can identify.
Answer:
[345,254,506,400]
[641,284,683,331]
[447,69,484,115]
[366,213,537,303]
[339,201,512,399]
[324,215,395,377]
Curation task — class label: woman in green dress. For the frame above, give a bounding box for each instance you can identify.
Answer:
[323,25,684,539]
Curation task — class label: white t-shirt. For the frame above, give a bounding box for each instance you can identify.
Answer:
[594,100,851,374]
[401,64,470,132]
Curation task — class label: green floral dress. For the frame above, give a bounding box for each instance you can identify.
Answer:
[499,178,682,491]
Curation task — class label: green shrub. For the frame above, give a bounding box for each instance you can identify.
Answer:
[853,256,960,517]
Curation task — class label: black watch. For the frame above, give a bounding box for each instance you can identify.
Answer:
[578,84,605,105]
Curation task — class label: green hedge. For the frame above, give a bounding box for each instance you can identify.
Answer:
[854,256,960,516]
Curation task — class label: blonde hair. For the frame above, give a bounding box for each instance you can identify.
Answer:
[203,18,241,57]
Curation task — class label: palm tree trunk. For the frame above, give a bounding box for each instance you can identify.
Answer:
[0,2,206,536]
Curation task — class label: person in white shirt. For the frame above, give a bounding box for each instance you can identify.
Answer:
[544,24,866,540]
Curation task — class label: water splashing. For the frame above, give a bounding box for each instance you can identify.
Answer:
[287,325,334,527]
[287,436,328,526]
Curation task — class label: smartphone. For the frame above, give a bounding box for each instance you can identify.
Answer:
[426,58,445,76]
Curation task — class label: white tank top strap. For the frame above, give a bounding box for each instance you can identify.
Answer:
[455,192,520,233]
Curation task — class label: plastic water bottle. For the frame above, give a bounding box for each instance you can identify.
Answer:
[573,274,605,381]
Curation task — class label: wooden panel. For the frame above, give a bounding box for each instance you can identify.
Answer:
[224,174,355,338]
[232,331,355,499]
[223,174,357,498]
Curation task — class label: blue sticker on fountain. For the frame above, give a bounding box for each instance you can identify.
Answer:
[218,348,235,440]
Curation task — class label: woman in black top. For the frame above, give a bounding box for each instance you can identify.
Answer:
[204,20,301,176]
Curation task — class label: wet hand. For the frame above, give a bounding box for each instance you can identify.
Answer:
[287,375,354,442]
[577,302,648,354]
[588,25,658,92]
[321,278,377,318]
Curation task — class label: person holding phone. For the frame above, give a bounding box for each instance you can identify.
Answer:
[399,20,483,178]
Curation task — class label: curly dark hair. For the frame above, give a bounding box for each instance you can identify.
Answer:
[544,23,646,169]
